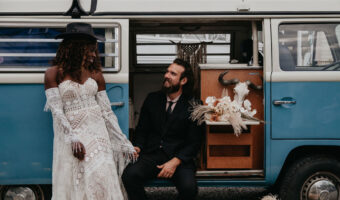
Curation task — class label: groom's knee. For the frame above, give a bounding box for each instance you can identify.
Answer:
[122,164,143,186]
[122,166,133,186]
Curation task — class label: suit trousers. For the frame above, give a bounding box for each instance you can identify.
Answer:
[122,149,198,200]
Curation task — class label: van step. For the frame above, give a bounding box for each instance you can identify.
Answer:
[196,170,264,177]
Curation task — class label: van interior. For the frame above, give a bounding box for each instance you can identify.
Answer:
[128,19,265,179]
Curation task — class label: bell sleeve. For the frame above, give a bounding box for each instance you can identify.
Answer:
[44,87,81,143]
[95,90,135,160]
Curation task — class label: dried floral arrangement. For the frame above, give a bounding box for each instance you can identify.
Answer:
[190,82,262,136]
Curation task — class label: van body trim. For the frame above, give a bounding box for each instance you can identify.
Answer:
[0,38,118,43]
[1,11,340,16]
[271,71,340,82]
[0,68,119,73]
[196,170,264,177]
[0,53,117,57]
[0,73,128,84]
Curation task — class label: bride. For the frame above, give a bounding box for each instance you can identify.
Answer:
[44,22,137,200]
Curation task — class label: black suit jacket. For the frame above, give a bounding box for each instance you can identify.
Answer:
[134,91,203,166]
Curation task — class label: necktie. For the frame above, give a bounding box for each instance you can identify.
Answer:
[166,101,174,120]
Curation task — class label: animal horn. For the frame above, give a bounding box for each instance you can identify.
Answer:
[218,71,240,86]
[246,80,262,90]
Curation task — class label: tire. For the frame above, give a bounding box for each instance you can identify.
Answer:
[279,154,340,200]
[0,185,45,200]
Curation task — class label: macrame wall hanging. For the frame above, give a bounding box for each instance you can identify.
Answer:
[172,41,209,97]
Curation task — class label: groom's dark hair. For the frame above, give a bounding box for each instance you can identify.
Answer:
[173,58,194,98]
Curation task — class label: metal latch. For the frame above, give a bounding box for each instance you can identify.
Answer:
[110,102,124,107]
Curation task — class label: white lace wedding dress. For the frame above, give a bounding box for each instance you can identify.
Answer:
[44,78,134,200]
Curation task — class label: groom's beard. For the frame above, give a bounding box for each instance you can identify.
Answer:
[161,78,180,94]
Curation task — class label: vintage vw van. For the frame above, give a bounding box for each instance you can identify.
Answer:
[1,0,340,199]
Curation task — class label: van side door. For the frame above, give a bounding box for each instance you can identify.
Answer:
[271,18,340,140]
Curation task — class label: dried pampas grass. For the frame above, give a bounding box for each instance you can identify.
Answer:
[189,101,213,125]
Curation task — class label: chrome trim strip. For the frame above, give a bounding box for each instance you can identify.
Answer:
[196,170,264,177]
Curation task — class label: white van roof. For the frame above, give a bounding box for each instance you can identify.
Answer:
[94,0,340,13]
[1,0,340,14]
[0,0,70,13]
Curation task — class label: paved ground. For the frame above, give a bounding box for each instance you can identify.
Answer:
[4,186,278,200]
[146,187,276,200]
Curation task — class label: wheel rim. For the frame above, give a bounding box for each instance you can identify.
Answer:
[301,172,340,200]
[1,185,44,200]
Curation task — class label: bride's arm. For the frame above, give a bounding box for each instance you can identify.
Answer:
[93,72,136,157]
[44,67,86,160]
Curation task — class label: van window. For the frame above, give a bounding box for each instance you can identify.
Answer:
[135,33,231,66]
[0,27,120,71]
[278,23,340,71]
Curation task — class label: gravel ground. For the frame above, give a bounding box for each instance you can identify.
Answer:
[146,187,276,200]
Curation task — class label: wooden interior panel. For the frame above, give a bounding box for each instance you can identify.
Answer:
[209,125,250,134]
[209,145,250,157]
[207,132,253,145]
[207,157,252,169]
[201,68,264,169]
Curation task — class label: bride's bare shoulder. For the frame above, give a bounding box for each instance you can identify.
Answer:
[92,70,106,91]
[44,66,59,90]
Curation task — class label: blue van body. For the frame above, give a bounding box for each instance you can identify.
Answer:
[0,83,129,185]
[267,81,340,184]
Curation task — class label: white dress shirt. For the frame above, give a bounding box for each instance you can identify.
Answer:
[166,94,181,113]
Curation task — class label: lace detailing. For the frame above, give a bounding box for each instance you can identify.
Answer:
[45,78,133,200]
[63,95,97,113]
[96,91,135,149]
[59,78,98,113]
[45,87,80,143]
[96,90,136,175]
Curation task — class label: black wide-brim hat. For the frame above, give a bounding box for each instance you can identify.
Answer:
[55,22,105,41]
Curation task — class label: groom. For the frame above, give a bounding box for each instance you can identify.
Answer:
[122,58,203,200]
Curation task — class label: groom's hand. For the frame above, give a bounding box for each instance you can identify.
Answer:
[157,157,181,178]
[133,146,141,159]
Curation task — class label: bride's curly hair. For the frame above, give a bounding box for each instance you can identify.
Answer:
[52,37,102,83]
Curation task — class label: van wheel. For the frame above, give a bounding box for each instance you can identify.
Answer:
[0,185,45,200]
[279,155,340,200]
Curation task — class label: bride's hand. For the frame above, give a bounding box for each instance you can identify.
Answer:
[72,142,86,161]
[133,146,140,159]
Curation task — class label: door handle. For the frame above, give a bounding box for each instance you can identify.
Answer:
[273,100,296,105]
[110,102,124,107]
